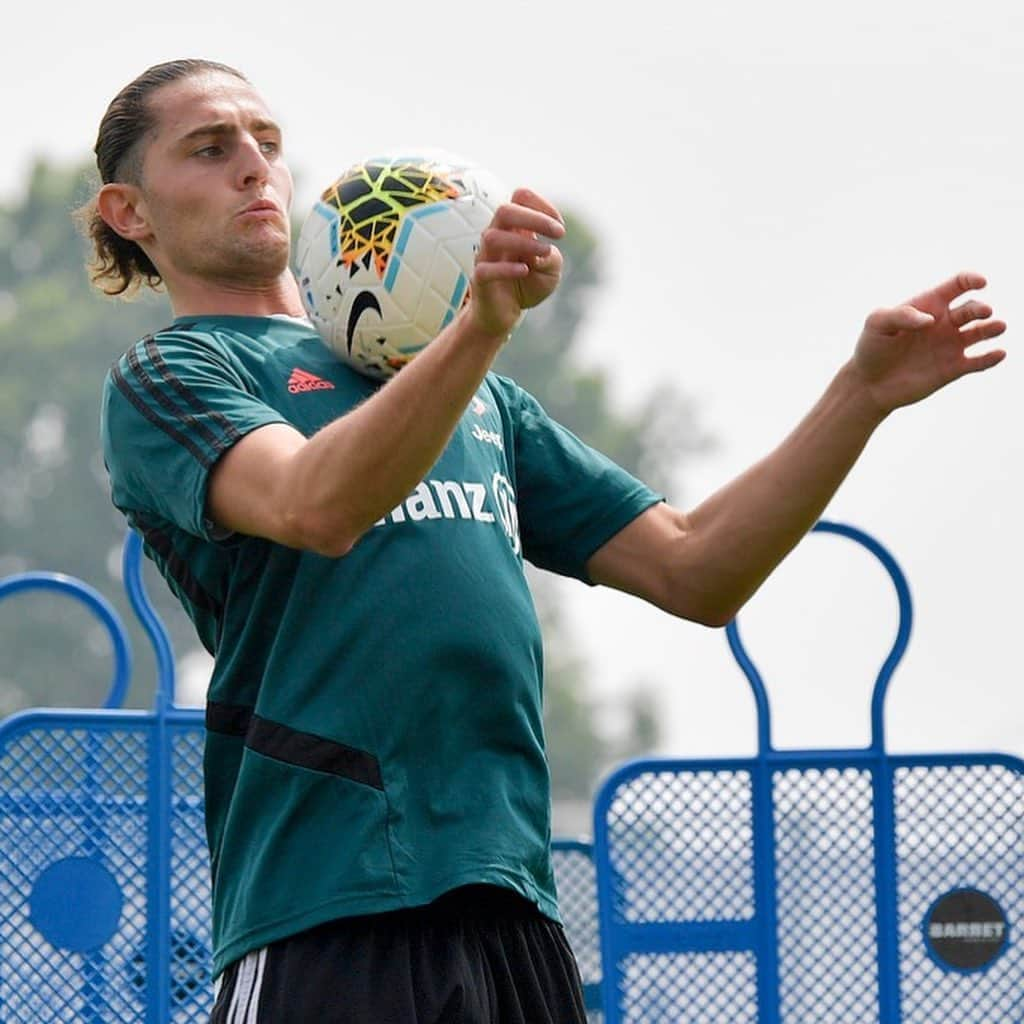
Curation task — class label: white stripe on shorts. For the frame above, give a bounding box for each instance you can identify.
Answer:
[244,948,268,1024]
[227,949,257,1024]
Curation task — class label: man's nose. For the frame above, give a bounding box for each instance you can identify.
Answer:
[236,137,271,188]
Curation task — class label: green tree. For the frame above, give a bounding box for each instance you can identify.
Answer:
[0,159,176,712]
[0,160,711,799]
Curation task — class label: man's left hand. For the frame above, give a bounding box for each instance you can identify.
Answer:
[851,271,1007,415]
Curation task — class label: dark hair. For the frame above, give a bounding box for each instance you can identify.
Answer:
[76,59,248,297]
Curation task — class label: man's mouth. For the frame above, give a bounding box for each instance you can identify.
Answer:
[239,199,281,218]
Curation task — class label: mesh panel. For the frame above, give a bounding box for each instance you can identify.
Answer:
[168,725,213,1022]
[619,951,758,1024]
[0,721,150,1023]
[894,762,1024,1024]
[8,716,1023,1024]
[553,844,600,984]
[773,767,880,1023]
[552,843,602,1022]
[605,769,755,923]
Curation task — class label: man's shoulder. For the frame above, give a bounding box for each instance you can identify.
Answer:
[106,315,314,396]
[103,318,286,436]
[481,371,527,413]
[115,315,314,364]
[107,321,225,383]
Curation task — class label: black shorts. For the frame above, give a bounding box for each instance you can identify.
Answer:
[209,885,588,1024]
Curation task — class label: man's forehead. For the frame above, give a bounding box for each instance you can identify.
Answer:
[150,72,278,138]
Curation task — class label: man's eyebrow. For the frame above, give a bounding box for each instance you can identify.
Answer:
[248,118,282,135]
[178,118,282,143]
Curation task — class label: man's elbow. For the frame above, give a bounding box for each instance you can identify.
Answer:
[658,577,741,629]
[692,606,736,629]
[279,505,359,559]
[666,597,735,629]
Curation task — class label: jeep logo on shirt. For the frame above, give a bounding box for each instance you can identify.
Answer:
[472,423,504,451]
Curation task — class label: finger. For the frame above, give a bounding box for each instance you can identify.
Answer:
[959,318,1007,347]
[473,261,530,284]
[949,299,993,328]
[478,227,553,262]
[864,304,934,335]
[490,201,565,239]
[961,347,1007,374]
[531,245,564,274]
[508,187,565,226]
[908,270,987,309]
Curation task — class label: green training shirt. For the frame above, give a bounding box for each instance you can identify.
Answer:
[100,314,661,974]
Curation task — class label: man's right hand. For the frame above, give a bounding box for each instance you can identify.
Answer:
[466,188,566,339]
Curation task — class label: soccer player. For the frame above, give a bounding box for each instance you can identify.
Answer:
[86,59,1006,1024]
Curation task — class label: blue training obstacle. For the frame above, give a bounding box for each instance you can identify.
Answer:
[0,534,601,1023]
[0,535,208,1023]
[2,521,1020,1022]
[593,521,1024,1023]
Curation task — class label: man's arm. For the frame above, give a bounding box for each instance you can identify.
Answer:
[587,272,1007,626]
[206,189,565,556]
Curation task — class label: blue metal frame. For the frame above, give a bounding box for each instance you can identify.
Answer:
[725,520,914,1023]
[593,520,1024,1023]
[0,571,132,710]
[0,534,209,1023]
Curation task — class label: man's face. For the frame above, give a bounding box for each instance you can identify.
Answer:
[133,72,294,288]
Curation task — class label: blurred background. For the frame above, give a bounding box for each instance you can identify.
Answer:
[1,0,1022,832]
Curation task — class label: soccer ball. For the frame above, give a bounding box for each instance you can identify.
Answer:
[294,151,509,380]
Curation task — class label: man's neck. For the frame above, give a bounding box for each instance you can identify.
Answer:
[169,272,307,319]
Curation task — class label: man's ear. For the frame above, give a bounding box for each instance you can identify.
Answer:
[96,183,152,242]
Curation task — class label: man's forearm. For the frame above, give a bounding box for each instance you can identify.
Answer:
[678,360,888,620]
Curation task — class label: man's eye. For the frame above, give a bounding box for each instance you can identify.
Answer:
[259,140,280,155]
[195,145,223,158]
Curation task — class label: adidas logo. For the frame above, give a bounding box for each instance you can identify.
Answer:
[288,368,335,394]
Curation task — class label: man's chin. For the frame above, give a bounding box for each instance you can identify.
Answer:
[222,233,292,281]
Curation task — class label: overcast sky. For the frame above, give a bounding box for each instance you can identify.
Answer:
[4,0,1022,765]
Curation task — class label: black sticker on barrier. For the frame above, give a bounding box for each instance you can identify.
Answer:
[924,889,1009,971]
